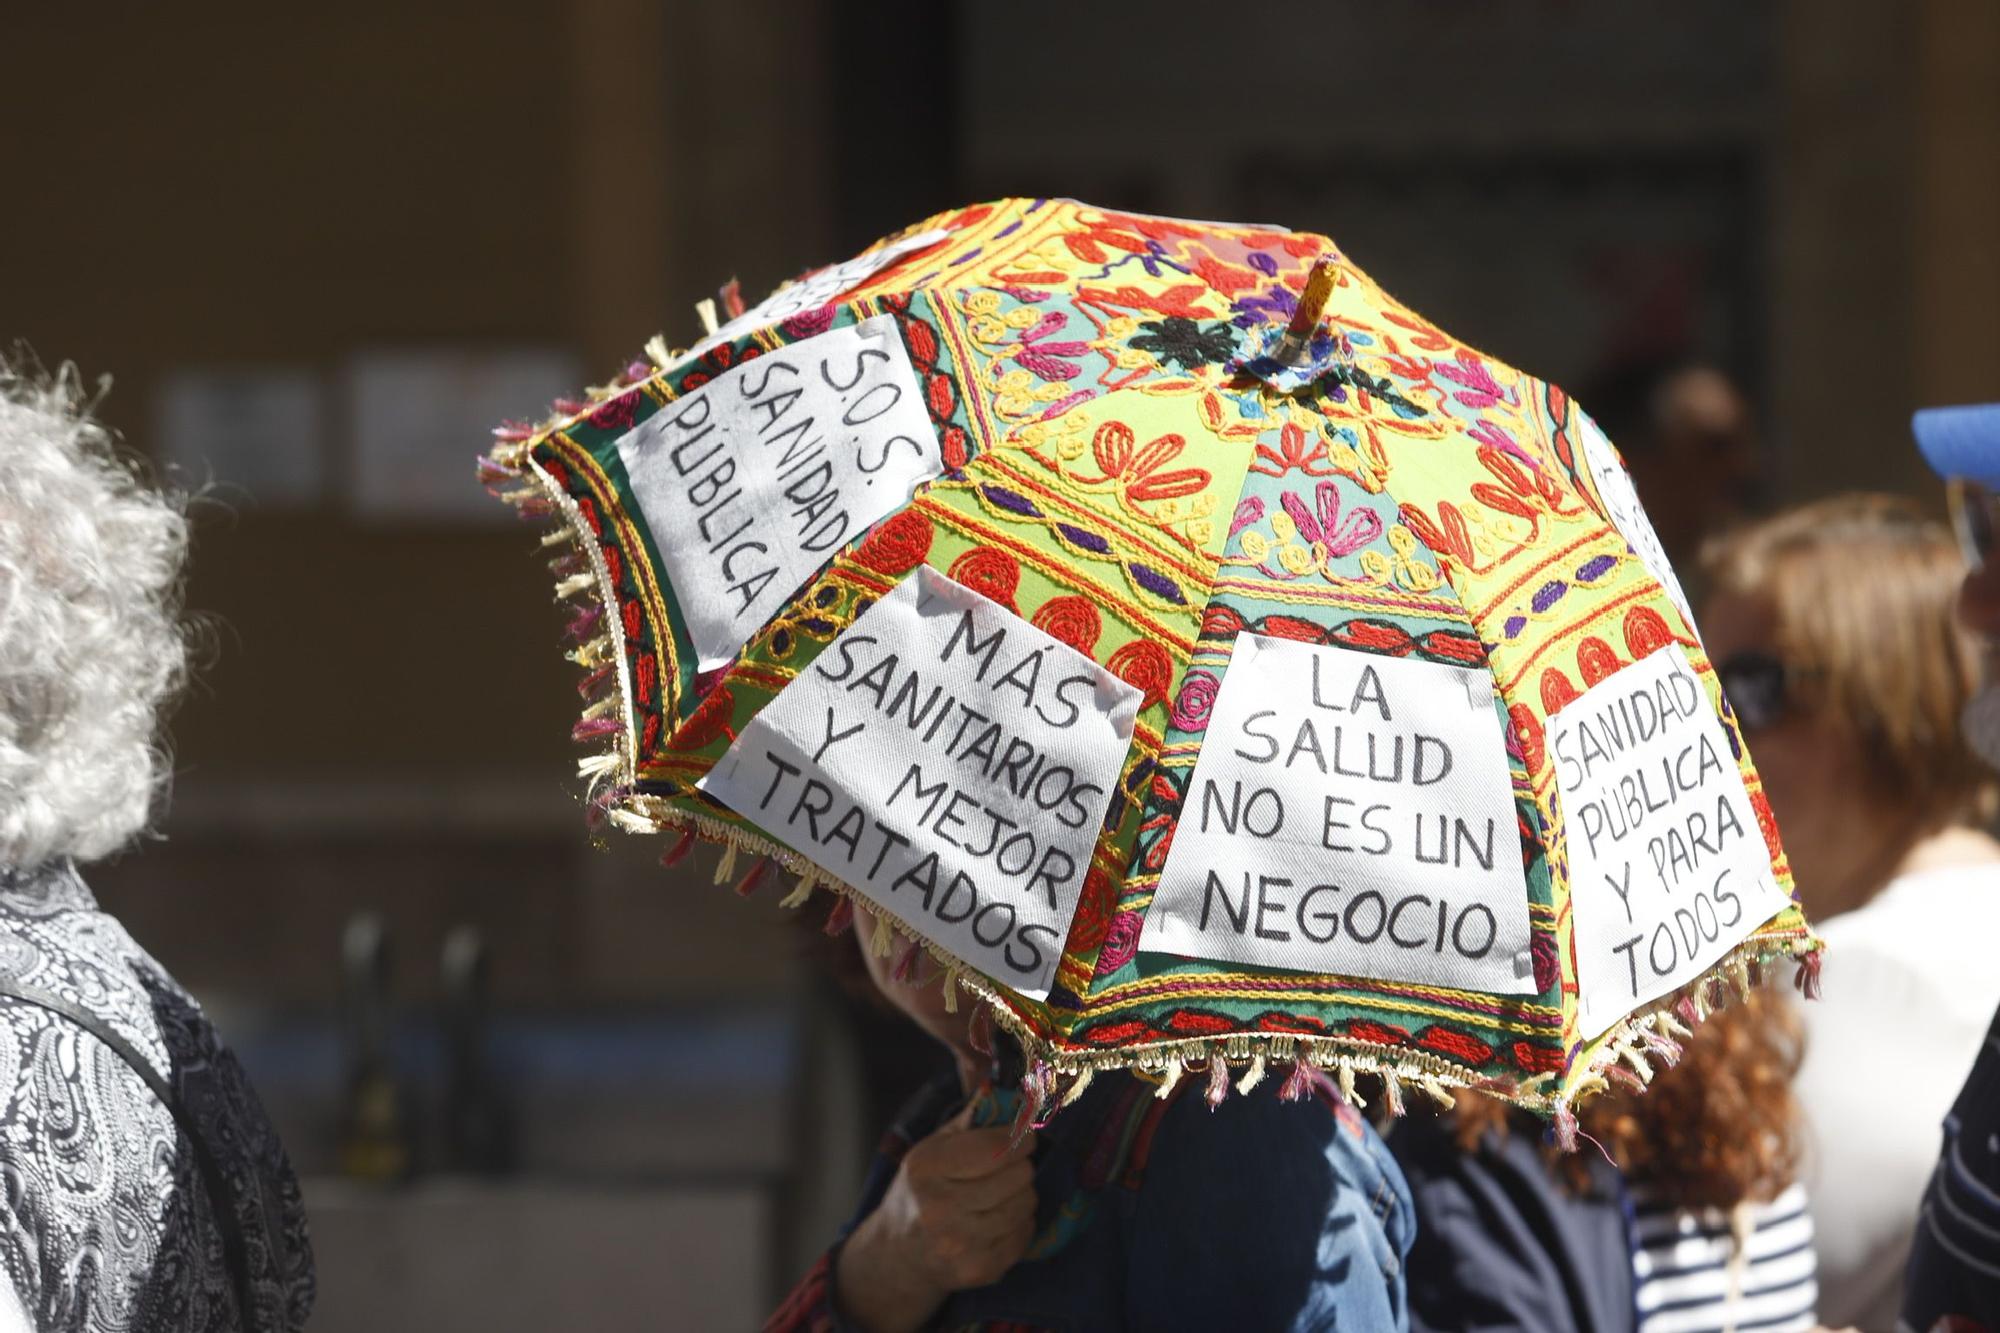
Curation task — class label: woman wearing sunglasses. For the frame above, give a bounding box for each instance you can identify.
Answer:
[1702,492,2000,1332]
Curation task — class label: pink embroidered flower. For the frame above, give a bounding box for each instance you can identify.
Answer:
[1170,670,1220,733]
[1281,482,1383,558]
[1009,310,1090,382]
[587,390,642,431]
[781,305,838,340]
[1434,350,1506,410]
[1093,912,1144,976]
[1229,495,1266,539]
[1531,932,1560,993]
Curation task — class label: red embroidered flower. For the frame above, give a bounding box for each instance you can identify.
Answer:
[1749,788,1784,861]
[1418,1027,1495,1065]
[1576,636,1622,687]
[1539,667,1579,715]
[1083,421,1209,504]
[1623,605,1674,659]
[1031,595,1103,655]
[1509,703,1546,776]
[1192,254,1260,297]
[1106,640,1174,710]
[1255,1012,1329,1033]
[1066,866,1116,955]
[1259,615,1324,643]
[1083,1019,1151,1046]
[667,685,735,752]
[1511,1041,1565,1074]
[1166,1010,1236,1036]
[902,317,939,366]
[1347,1019,1411,1048]
[1200,603,1246,639]
[947,547,1021,611]
[1064,218,1151,265]
[854,507,934,576]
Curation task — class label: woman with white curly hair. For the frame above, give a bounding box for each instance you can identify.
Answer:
[0,362,313,1332]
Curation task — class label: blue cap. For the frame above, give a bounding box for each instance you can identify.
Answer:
[1914,404,2000,488]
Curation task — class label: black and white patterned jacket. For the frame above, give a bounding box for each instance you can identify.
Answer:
[0,864,313,1331]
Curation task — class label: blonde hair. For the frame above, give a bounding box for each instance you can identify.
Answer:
[0,360,191,869]
[1703,492,1989,824]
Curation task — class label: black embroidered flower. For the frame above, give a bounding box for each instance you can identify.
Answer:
[1129,316,1238,371]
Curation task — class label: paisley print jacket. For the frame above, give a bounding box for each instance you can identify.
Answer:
[0,864,313,1331]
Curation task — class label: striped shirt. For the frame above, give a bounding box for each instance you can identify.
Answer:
[1631,1181,1818,1333]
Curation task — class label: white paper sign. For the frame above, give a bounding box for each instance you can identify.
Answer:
[1549,644,1790,1037]
[675,228,954,368]
[616,316,946,669]
[1140,635,1537,994]
[698,566,1141,998]
[1576,413,1697,633]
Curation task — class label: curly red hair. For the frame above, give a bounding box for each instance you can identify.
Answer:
[1452,987,1804,1209]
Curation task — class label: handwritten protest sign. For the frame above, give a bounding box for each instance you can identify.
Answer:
[1141,634,1536,994]
[1576,412,1697,634]
[1550,644,1790,1038]
[672,229,953,369]
[615,316,946,670]
[699,566,1140,999]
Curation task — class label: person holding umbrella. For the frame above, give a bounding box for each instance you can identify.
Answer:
[765,904,1414,1332]
[484,198,1825,1333]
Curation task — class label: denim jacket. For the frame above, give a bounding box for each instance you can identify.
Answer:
[768,1067,1414,1333]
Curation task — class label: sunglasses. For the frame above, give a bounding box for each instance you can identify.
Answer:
[1714,651,1792,733]
[1948,478,1999,570]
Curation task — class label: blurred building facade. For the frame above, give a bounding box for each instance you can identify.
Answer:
[3,2,1996,1327]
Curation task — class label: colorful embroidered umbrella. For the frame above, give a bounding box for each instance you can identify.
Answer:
[482,199,1820,1135]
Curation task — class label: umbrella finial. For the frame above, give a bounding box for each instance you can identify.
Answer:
[1276,258,1339,365]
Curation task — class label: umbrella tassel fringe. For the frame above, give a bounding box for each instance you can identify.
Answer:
[1793,946,1823,1001]
[1380,1068,1407,1117]
[941,967,960,1014]
[1060,1064,1095,1108]
[1235,1053,1268,1097]
[1153,1057,1185,1101]
[891,936,923,985]
[778,875,816,910]
[869,912,895,959]
[1552,1100,1580,1153]
[822,895,855,938]
[575,750,621,782]
[660,827,698,868]
[1204,1056,1230,1109]
[733,857,770,898]
[712,841,739,885]
[967,1003,995,1058]
[1278,1056,1314,1103]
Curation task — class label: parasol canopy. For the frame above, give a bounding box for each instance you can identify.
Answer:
[482,198,1820,1134]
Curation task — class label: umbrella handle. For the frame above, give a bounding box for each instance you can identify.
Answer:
[965,1082,1023,1130]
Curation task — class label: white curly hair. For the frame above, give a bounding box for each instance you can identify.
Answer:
[0,360,191,870]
